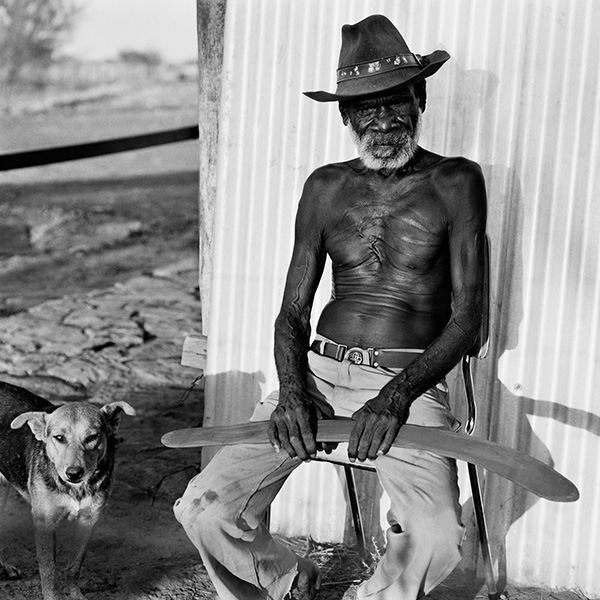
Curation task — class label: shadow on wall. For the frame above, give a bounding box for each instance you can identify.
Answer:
[201,369,266,465]
[440,58,598,591]
[478,165,597,591]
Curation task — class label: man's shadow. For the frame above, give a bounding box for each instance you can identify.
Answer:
[433,58,597,593]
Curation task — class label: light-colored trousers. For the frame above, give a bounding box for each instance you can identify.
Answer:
[174,348,465,600]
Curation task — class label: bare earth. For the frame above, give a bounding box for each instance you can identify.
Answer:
[0,82,590,600]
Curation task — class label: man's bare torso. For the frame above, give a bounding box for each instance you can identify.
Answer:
[314,149,467,349]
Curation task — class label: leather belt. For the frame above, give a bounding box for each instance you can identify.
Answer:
[310,340,422,369]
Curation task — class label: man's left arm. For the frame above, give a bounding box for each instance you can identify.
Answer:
[348,159,488,461]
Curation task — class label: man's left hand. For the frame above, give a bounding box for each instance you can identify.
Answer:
[348,395,410,461]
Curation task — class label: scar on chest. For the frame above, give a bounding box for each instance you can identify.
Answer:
[363,235,420,271]
[368,237,383,262]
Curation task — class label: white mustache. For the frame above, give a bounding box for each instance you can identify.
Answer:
[349,110,422,171]
[362,129,413,147]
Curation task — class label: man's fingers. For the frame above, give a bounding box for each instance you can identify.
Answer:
[297,416,317,459]
[379,426,399,456]
[348,418,365,462]
[268,421,281,452]
[288,432,311,461]
[270,403,324,461]
[366,431,383,460]
[317,441,339,454]
[270,410,298,458]
[352,412,381,461]
[367,418,400,459]
[350,413,400,461]
[285,412,315,461]
[269,404,314,460]
[357,419,380,461]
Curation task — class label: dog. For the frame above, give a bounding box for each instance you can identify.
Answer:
[0,381,135,600]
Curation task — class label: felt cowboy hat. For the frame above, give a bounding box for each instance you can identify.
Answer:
[304,14,450,103]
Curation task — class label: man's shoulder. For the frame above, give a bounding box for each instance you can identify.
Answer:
[426,153,486,200]
[424,151,483,180]
[308,159,362,182]
[425,153,486,219]
[301,160,362,199]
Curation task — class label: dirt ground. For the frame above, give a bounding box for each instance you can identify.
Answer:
[0,82,592,600]
[0,80,214,599]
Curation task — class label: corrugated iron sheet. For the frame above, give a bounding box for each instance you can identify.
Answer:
[203,0,600,593]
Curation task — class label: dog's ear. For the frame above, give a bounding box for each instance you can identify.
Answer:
[11,411,48,440]
[100,401,136,434]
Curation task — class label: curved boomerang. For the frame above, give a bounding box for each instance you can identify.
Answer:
[161,419,579,503]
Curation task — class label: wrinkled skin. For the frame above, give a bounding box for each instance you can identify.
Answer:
[270,85,487,463]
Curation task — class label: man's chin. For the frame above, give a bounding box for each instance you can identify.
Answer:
[371,146,398,158]
[352,133,420,171]
[359,150,414,171]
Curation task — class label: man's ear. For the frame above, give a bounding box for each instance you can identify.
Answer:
[339,104,349,126]
[100,401,136,434]
[11,412,48,441]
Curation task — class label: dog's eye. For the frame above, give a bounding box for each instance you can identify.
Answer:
[85,434,99,445]
[54,435,66,443]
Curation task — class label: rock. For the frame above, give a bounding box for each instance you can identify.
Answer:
[0,223,30,255]
[0,264,201,401]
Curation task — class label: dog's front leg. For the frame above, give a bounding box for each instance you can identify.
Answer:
[63,514,99,600]
[32,513,61,600]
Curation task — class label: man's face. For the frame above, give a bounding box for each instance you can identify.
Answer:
[341,85,422,171]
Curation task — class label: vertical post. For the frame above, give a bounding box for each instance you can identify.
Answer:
[196,0,227,335]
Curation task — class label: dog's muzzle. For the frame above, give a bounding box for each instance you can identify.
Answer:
[65,467,85,483]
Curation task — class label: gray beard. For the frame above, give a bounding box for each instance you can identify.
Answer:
[349,111,422,171]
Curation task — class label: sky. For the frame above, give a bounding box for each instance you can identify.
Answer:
[62,0,198,62]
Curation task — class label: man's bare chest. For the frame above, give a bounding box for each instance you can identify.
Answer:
[324,188,447,269]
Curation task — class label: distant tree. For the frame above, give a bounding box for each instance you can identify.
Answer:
[0,0,83,84]
[118,49,163,67]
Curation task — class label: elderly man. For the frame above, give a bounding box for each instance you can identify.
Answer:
[175,14,487,600]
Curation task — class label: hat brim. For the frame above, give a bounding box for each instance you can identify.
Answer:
[304,50,449,102]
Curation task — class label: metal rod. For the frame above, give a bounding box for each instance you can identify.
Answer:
[468,463,498,599]
[343,465,368,561]
[463,354,499,599]
[462,355,477,435]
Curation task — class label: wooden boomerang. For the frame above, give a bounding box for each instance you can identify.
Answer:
[161,419,579,503]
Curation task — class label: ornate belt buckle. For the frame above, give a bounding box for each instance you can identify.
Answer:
[346,348,364,364]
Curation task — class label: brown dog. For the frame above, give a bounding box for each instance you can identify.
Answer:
[0,381,135,600]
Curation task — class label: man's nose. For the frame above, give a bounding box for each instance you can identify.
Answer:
[373,107,410,133]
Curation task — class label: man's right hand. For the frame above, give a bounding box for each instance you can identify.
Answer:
[268,393,318,462]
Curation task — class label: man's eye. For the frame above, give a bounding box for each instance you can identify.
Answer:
[357,108,373,117]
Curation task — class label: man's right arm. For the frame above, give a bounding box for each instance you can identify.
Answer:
[269,171,328,461]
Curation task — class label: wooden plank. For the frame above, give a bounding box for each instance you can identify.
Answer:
[181,334,207,369]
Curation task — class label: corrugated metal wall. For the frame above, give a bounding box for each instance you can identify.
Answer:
[203,0,600,593]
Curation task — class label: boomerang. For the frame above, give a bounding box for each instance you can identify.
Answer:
[161,419,579,503]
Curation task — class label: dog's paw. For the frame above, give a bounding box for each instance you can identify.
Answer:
[0,561,22,580]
